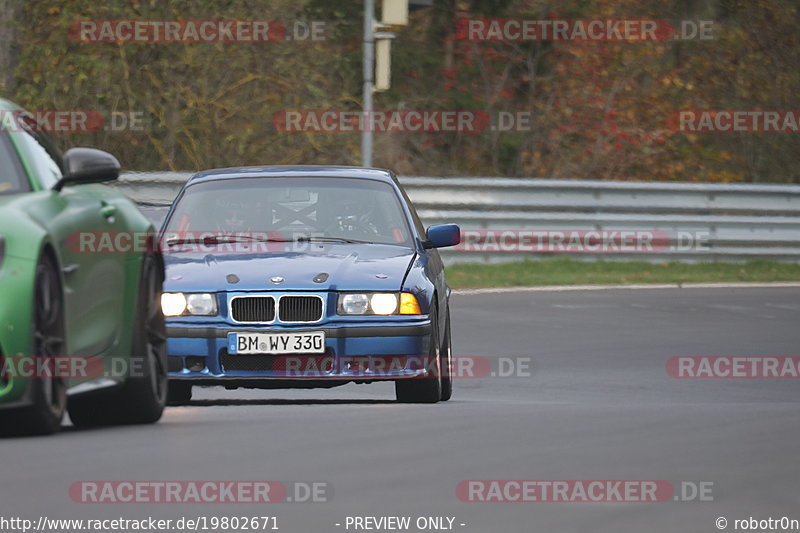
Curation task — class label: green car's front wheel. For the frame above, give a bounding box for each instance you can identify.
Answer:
[68,254,167,427]
[121,252,168,423]
[0,254,67,436]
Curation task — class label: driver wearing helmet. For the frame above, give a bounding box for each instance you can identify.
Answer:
[213,197,253,232]
[327,192,378,235]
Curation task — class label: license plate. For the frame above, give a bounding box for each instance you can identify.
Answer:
[228,331,326,355]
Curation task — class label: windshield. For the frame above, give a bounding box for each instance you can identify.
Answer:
[164,176,414,247]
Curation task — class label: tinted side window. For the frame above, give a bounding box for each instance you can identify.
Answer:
[0,132,30,195]
[10,118,64,189]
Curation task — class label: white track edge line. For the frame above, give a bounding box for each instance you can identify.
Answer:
[453,281,800,295]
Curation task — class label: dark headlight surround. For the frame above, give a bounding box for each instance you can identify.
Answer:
[338,292,399,315]
[337,292,422,316]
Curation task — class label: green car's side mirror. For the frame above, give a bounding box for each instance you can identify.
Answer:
[54,147,121,191]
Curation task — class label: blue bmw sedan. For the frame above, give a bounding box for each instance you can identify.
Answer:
[159,166,460,403]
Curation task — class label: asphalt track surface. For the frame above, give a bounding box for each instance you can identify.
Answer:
[2,287,799,533]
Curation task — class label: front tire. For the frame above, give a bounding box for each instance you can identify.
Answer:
[440,310,453,401]
[0,255,67,436]
[395,308,442,403]
[68,254,167,427]
[167,381,192,405]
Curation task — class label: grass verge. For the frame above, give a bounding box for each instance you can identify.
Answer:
[445,258,800,289]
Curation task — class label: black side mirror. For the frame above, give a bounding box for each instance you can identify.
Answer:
[54,147,121,191]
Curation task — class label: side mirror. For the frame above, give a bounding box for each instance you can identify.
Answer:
[54,147,121,191]
[424,224,461,249]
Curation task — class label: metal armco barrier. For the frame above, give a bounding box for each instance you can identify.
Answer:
[113,172,800,263]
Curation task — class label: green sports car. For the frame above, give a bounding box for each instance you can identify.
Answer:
[0,98,167,435]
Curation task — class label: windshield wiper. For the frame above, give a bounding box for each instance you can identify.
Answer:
[295,236,377,245]
[165,235,293,246]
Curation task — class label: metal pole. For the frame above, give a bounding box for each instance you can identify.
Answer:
[361,0,374,167]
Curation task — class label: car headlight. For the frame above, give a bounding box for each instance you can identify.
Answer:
[370,293,398,315]
[186,293,217,315]
[340,293,369,315]
[338,292,421,315]
[161,293,186,316]
[161,292,217,316]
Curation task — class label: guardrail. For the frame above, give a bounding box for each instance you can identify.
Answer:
[113,172,800,263]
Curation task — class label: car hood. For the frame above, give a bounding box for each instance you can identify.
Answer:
[0,192,28,210]
[0,195,18,208]
[163,243,416,293]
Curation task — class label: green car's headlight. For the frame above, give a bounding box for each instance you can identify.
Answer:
[161,292,217,316]
[338,292,419,316]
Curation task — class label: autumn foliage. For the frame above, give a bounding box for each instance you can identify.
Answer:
[5,0,799,182]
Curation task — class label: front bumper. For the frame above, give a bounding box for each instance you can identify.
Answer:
[166,319,434,384]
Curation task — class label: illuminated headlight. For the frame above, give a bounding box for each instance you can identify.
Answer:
[186,293,217,315]
[370,293,398,315]
[161,293,187,316]
[161,293,217,316]
[338,293,420,315]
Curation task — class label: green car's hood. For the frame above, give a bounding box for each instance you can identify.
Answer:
[0,192,25,208]
[0,191,58,261]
